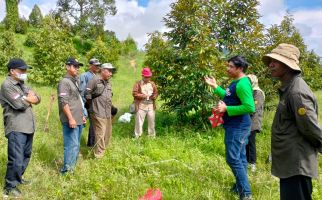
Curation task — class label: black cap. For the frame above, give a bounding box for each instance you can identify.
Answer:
[65,57,84,67]
[7,58,32,70]
[89,58,101,66]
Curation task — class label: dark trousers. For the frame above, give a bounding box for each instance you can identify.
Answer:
[87,113,95,147]
[4,132,33,189]
[280,175,312,200]
[246,130,257,164]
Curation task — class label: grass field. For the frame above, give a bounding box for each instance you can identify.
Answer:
[0,52,321,200]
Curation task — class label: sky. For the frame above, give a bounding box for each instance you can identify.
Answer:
[0,0,322,56]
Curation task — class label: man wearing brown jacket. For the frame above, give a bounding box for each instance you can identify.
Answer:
[263,43,322,200]
[85,63,115,158]
[132,67,158,138]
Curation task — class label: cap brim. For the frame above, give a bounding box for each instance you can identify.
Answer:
[17,65,32,70]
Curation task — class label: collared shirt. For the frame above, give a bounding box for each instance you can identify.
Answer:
[0,76,41,135]
[57,74,84,125]
[140,81,153,104]
[271,75,322,179]
[85,76,112,118]
[80,71,96,102]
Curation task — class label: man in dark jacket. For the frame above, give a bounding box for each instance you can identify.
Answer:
[0,58,41,198]
[57,57,86,174]
[263,43,322,200]
[85,63,115,158]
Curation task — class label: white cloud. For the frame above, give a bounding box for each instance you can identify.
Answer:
[0,0,56,20]
[293,9,322,55]
[105,0,175,49]
[258,0,322,56]
[19,4,32,19]
[0,0,5,21]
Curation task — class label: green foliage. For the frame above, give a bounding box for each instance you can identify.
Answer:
[0,55,321,199]
[86,36,119,66]
[0,31,23,74]
[121,35,138,56]
[29,16,77,86]
[15,17,29,34]
[145,0,265,123]
[23,31,38,47]
[28,4,43,27]
[56,0,117,39]
[72,36,94,55]
[5,0,19,31]
[103,30,122,56]
[145,1,322,124]
[263,14,322,97]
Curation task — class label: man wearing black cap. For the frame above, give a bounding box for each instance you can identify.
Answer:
[0,58,41,198]
[57,57,86,174]
[80,58,101,147]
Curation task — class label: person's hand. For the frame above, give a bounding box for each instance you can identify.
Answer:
[82,116,87,124]
[214,101,227,113]
[204,76,218,88]
[25,92,39,104]
[68,118,77,128]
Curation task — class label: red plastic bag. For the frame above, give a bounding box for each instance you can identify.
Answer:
[138,188,162,200]
[208,108,224,128]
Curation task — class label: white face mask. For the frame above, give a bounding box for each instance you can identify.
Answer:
[16,72,28,81]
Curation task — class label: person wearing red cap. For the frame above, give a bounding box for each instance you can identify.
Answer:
[132,67,158,138]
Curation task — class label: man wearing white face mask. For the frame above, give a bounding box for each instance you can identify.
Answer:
[0,58,41,198]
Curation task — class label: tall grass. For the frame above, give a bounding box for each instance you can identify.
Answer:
[0,53,321,199]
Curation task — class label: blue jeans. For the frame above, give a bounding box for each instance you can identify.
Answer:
[5,132,33,189]
[224,117,252,198]
[61,123,83,174]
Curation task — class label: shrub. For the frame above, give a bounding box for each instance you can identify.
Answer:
[0,31,23,74]
[72,36,93,55]
[86,36,119,66]
[15,17,29,34]
[28,4,43,27]
[121,35,138,56]
[24,32,38,47]
[29,15,78,86]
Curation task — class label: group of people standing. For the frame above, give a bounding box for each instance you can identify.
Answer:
[205,43,322,200]
[0,43,321,200]
[0,56,158,198]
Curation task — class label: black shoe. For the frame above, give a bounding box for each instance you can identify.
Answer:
[3,187,22,198]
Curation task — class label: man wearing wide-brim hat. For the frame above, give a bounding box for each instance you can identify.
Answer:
[263,43,322,200]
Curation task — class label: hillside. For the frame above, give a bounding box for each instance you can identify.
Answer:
[0,42,322,199]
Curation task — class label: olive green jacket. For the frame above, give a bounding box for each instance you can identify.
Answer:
[271,75,322,179]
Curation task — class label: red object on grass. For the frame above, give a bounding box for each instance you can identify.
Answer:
[138,188,162,200]
[208,108,224,128]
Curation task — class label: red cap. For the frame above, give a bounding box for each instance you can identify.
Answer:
[141,67,152,77]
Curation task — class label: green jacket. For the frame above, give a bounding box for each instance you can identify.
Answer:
[271,75,322,179]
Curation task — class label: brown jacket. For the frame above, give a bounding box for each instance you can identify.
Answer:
[132,80,158,112]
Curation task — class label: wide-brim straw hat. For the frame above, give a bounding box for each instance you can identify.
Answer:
[262,43,301,72]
